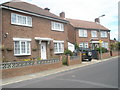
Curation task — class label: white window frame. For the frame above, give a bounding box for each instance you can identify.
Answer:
[79,29,87,37]
[53,40,64,54]
[79,42,88,48]
[51,22,64,31]
[91,31,97,37]
[100,31,107,38]
[11,13,32,27]
[13,38,31,56]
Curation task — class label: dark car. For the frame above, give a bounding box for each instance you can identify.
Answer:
[73,48,92,61]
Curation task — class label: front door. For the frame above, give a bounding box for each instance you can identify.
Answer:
[41,42,47,59]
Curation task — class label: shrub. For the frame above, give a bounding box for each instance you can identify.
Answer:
[95,47,108,53]
[37,57,41,60]
[75,43,79,50]
[64,49,73,56]
[62,56,67,65]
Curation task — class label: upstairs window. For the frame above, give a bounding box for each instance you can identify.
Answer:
[11,13,32,27]
[101,31,107,37]
[91,31,97,37]
[79,29,87,37]
[51,22,64,31]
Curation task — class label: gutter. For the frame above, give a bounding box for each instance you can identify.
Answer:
[1,5,69,24]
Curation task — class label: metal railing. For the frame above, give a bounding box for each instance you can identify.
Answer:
[0,59,60,69]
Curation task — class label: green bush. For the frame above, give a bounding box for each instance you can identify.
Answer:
[64,49,73,56]
[95,47,108,53]
[62,56,67,65]
[75,43,79,50]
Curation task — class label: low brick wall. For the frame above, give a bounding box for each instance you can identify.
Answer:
[70,59,82,65]
[102,52,111,59]
[112,51,119,57]
[2,61,62,79]
[67,53,82,66]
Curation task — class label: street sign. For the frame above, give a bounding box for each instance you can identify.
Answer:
[99,40,103,43]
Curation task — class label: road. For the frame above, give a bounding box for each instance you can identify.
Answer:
[2,57,118,88]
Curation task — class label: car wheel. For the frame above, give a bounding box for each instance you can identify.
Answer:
[89,59,92,61]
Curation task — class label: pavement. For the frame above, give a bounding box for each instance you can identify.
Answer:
[2,56,118,86]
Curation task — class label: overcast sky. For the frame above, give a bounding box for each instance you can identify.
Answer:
[0,0,119,41]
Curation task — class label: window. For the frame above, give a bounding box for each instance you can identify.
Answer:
[13,38,31,56]
[79,42,88,48]
[91,31,97,37]
[79,29,87,37]
[101,31,107,37]
[11,13,32,27]
[102,42,108,49]
[51,22,64,31]
[53,40,64,53]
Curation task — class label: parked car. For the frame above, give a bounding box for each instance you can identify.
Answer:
[73,48,92,61]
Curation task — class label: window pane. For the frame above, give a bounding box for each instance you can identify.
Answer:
[54,43,58,52]
[11,13,16,23]
[23,17,26,24]
[14,41,20,54]
[27,17,32,26]
[84,30,87,37]
[27,42,30,54]
[21,42,26,53]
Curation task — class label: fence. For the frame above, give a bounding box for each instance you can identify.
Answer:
[1,59,60,69]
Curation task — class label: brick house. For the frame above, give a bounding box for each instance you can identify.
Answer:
[0,0,68,62]
[67,18,110,50]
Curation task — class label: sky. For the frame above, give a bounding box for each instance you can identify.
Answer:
[0,0,119,41]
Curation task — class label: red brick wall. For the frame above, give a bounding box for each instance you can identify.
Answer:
[102,52,111,59]
[112,51,119,57]
[67,24,76,44]
[2,61,62,79]
[70,59,82,65]
[2,9,68,61]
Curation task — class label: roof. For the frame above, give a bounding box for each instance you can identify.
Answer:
[67,18,110,31]
[1,0,67,23]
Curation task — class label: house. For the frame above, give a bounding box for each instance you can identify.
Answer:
[66,18,110,50]
[0,0,69,62]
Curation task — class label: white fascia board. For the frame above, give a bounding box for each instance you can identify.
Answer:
[53,40,64,43]
[13,38,32,41]
[35,37,53,41]
[1,5,68,23]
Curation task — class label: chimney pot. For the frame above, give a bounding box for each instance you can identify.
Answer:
[44,8,50,11]
[95,18,100,23]
[60,12,65,18]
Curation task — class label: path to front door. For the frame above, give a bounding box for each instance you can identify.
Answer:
[41,42,47,59]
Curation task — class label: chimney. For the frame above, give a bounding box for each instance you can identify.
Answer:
[95,18,100,23]
[60,12,65,18]
[44,8,50,12]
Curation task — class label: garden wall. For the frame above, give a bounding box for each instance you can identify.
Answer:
[2,60,62,79]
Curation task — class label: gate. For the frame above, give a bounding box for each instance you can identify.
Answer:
[92,50,99,59]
